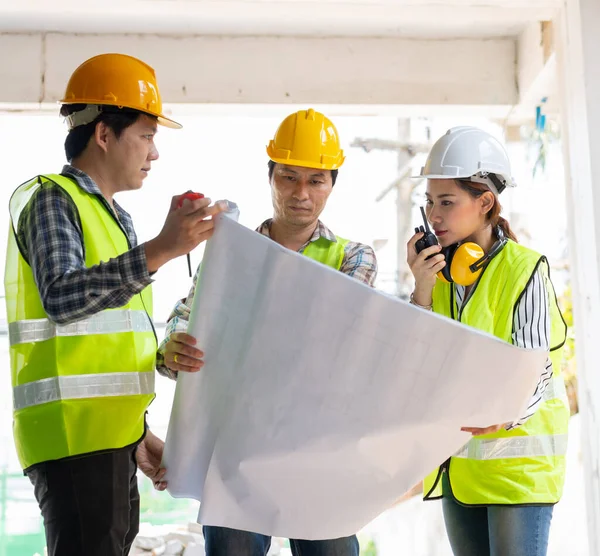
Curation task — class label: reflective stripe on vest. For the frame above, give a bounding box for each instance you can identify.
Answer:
[453,433,568,460]
[13,371,155,410]
[452,377,568,460]
[9,309,153,345]
[452,376,568,460]
[542,374,567,403]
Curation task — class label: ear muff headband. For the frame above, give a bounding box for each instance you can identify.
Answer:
[469,227,507,272]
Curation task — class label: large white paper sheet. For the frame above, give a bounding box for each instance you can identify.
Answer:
[162,214,546,540]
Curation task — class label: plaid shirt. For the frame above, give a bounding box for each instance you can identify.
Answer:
[16,165,153,325]
[156,219,378,378]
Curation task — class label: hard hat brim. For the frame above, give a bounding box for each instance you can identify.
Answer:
[412,171,516,187]
[157,114,182,129]
[411,173,464,180]
[59,99,182,129]
[268,156,345,171]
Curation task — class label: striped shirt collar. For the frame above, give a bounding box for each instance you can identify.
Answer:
[257,219,337,245]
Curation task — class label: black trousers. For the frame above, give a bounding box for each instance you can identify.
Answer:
[26,444,140,556]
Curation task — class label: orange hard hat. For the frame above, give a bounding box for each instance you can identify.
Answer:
[61,53,181,129]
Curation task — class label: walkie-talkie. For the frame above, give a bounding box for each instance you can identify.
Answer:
[414,206,439,256]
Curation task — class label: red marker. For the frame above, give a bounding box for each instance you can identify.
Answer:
[177,192,205,277]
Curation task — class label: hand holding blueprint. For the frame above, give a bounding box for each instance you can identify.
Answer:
[162,214,546,540]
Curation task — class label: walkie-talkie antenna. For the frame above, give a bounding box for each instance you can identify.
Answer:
[420,206,431,233]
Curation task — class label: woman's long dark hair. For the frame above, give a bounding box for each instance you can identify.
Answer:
[456,178,518,242]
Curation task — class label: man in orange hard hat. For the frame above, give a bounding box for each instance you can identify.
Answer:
[157,109,378,555]
[5,53,226,555]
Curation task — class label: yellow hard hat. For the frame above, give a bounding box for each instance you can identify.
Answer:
[267,109,345,170]
[60,53,181,129]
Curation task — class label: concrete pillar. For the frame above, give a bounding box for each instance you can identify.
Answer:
[557,0,600,553]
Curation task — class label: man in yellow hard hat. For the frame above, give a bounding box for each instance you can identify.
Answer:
[5,53,225,555]
[157,109,377,555]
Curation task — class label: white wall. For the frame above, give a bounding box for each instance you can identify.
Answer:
[0,33,517,108]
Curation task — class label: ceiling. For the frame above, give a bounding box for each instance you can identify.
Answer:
[0,0,560,38]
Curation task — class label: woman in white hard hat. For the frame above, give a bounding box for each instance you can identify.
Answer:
[407,126,569,556]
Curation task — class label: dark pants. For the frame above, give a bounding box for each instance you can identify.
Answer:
[203,526,360,556]
[26,444,140,556]
[441,474,554,556]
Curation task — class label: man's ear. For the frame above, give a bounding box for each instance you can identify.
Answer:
[93,121,111,153]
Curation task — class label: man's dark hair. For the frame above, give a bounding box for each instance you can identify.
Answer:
[60,104,150,162]
[267,160,338,186]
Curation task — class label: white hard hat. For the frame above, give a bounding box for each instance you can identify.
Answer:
[417,126,516,195]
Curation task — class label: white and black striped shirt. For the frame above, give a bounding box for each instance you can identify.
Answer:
[456,269,552,429]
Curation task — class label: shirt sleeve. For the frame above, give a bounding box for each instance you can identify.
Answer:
[155,264,199,380]
[506,268,553,430]
[18,183,153,325]
[340,242,378,287]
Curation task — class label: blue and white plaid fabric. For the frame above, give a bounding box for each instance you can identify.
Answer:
[16,165,152,325]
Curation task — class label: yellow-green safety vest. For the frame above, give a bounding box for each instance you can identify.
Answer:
[5,174,157,470]
[424,240,569,505]
[303,235,349,270]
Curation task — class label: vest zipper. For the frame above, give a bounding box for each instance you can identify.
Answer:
[424,457,451,500]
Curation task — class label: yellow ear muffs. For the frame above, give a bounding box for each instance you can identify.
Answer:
[436,228,508,286]
[436,271,451,283]
[450,242,485,286]
[437,242,485,286]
